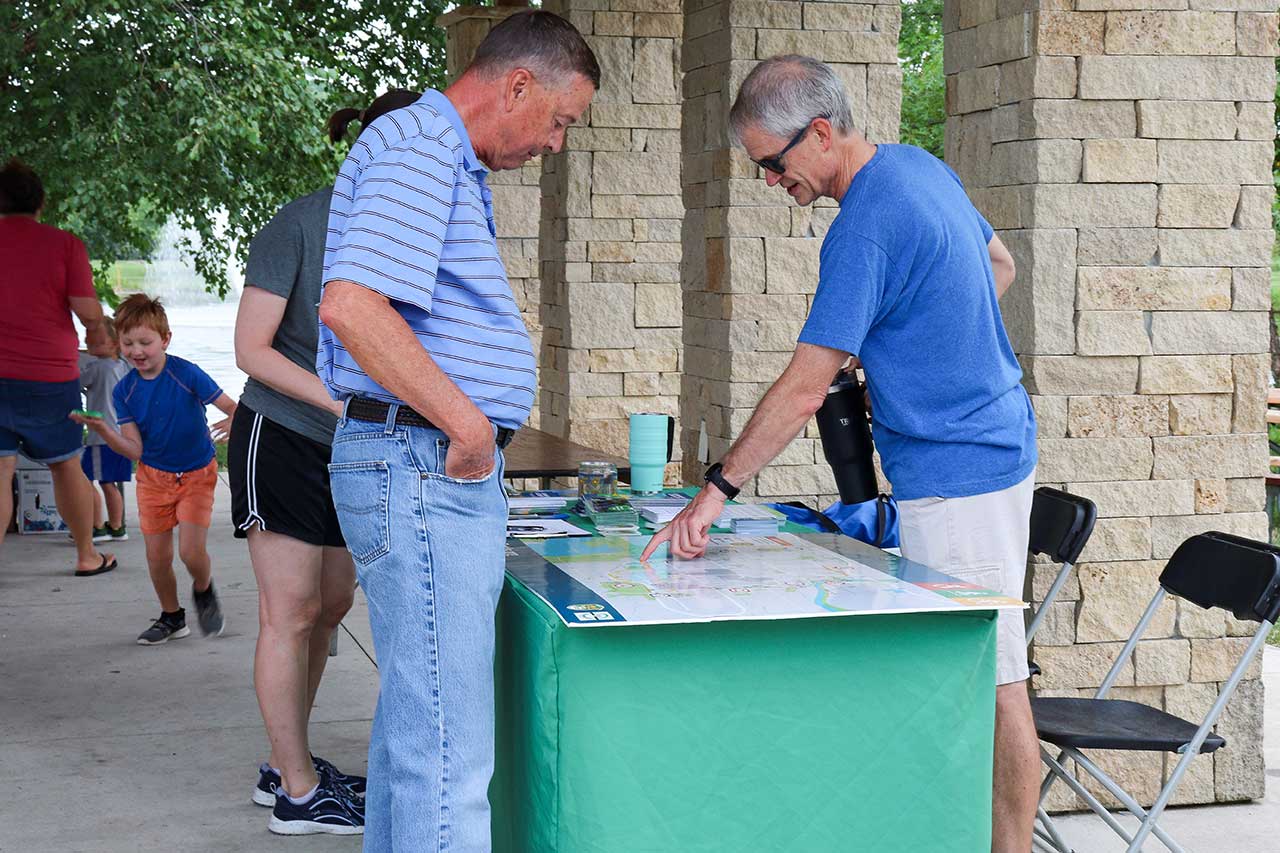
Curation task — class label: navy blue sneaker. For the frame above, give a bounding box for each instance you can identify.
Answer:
[252,763,280,807]
[268,780,364,836]
[313,754,366,797]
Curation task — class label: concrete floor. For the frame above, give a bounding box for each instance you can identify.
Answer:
[1,477,1275,852]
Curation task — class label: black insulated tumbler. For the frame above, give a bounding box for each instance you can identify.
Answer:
[815,372,878,505]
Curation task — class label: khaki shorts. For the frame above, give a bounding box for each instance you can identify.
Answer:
[897,470,1035,685]
[135,458,218,535]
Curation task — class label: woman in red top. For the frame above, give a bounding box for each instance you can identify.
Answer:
[0,158,116,576]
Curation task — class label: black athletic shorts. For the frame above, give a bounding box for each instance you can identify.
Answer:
[228,403,345,548]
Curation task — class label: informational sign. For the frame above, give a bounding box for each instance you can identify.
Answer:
[506,532,1025,628]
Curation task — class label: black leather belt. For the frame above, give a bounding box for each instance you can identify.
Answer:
[346,398,515,449]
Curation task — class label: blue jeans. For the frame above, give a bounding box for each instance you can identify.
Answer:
[0,377,83,463]
[329,406,508,853]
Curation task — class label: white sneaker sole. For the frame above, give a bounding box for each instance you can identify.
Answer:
[268,816,364,836]
[252,787,275,807]
[91,533,112,543]
[110,534,129,541]
[137,626,191,645]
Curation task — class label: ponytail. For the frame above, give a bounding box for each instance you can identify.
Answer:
[326,90,423,145]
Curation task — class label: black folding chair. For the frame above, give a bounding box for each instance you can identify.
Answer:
[1025,488,1097,673]
[1031,531,1280,853]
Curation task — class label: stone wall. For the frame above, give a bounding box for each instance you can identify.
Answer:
[538,0,686,479]
[678,0,902,502]
[944,0,1277,807]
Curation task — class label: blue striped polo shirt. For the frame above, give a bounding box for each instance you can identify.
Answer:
[318,90,535,431]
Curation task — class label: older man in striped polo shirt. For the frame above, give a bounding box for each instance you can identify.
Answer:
[317,12,598,852]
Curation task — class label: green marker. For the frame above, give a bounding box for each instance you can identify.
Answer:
[74,409,104,419]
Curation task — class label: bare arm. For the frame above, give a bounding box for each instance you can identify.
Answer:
[641,343,850,560]
[209,393,237,442]
[68,295,108,348]
[318,280,495,479]
[234,287,341,416]
[988,234,1016,298]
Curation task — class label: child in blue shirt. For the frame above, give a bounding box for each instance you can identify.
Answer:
[72,294,237,645]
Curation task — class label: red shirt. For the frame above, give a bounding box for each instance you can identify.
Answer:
[0,216,96,382]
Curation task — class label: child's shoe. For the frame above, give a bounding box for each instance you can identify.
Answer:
[106,524,129,541]
[69,527,111,543]
[137,610,190,645]
[268,779,365,836]
[193,581,225,637]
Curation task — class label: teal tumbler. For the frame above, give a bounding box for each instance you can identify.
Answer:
[628,412,673,494]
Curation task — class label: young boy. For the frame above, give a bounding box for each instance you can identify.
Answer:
[72,294,237,645]
[78,317,132,542]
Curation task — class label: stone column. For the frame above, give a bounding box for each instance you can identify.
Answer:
[679,0,902,501]
[945,0,1276,807]
[538,0,686,477]
[438,6,545,424]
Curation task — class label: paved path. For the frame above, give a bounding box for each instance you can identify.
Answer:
[1,477,1275,851]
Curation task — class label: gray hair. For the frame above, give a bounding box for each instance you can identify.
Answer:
[729,55,854,145]
[469,11,601,90]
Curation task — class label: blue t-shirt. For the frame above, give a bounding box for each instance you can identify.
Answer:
[113,355,223,473]
[797,144,1037,501]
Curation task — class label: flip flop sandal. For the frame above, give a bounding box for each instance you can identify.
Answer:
[75,555,118,577]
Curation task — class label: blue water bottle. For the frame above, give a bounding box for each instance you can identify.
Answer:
[628,413,674,494]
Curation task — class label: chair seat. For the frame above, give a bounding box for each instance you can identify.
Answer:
[1032,697,1227,753]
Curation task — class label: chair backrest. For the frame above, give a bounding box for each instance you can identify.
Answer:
[1028,487,1097,565]
[1161,532,1280,624]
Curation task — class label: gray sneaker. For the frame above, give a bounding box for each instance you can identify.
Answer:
[137,611,190,645]
[192,581,225,637]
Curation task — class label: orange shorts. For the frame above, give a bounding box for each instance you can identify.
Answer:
[135,458,218,535]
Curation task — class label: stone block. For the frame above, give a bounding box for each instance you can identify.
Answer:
[565,282,635,349]
[1168,395,1233,435]
[948,65,1000,115]
[958,0,999,30]
[1153,434,1269,480]
[1191,637,1262,682]
[998,56,1079,104]
[623,371,660,396]
[1232,353,1270,433]
[1149,311,1269,355]
[1033,642,1134,689]
[718,206,792,238]
[1022,355,1139,395]
[1224,476,1265,513]
[588,348,679,374]
[1068,395,1170,439]
[1237,11,1280,55]
[1034,11,1105,54]
[1106,11,1236,54]
[1214,677,1265,801]
[1069,480,1195,521]
[1137,100,1237,140]
[593,152,682,195]
[1158,229,1275,267]
[976,14,1032,64]
[1077,228,1158,265]
[763,238,821,294]
[998,227,1079,353]
[1235,185,1273,232]
[1156,185,1240,229]
[635,283,681,327]
[492,184,542,238]
[1027,99,1136,139]
[1031,559,1081,603]
[755,318,806,352]
[633,38,680,105]
[1079,55,1276,101]
[1139,355,1234,394]
[1075,311,1152,355]
[1080,749,1165,809]
[1077,561,1176,642]
[988,140,1082,186]
[568,371,624,397]
[1077,56,1163,99]
[1077,266,1231,310]
[1029,183,1155,228]
[1078,0,1192,6]
[755,463,836,497]
[1177,598,1228,638]
[1079,516,1154,561]
[1133,638,1192,685]
[803,2,875,31]
[1082,139,1157,183]
[1194,477,1227,513]
[1037,438,1155,482]
[1034,395,1069,438]
[866,64,903,144]
[634,12,682,38]
[1235,101,1276,141]
[591,103,682,129]
[1157,141,1274,185]
[1151,511,1269,558]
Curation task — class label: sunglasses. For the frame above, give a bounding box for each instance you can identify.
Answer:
[751,120,816,176]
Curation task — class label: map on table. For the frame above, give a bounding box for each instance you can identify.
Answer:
[505,532,1026,628]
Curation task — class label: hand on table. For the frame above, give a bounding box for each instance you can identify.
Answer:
[639,485,728,561]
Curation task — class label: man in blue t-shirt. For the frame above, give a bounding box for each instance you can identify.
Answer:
[642,56,1038,852]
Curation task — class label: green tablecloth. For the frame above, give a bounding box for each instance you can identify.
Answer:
[491,570,998,851]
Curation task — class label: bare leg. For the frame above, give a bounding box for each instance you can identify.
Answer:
[103,482,125,529]
[177,521,213,592]
[0,455,15,551]
[91,484,106,529]
[249,527,325,797]
[992,680,1040,853]
[305,546,356,713]
[49,457,112,573]
[144,530,179,612]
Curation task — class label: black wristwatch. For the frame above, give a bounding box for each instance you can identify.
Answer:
[704,462,740,500]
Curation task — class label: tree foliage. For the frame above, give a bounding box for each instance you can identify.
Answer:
[1,0,451,299]
[898,0,945,160]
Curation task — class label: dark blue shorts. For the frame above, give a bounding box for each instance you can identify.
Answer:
[81,444,133,483]
[0,377,84,464]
